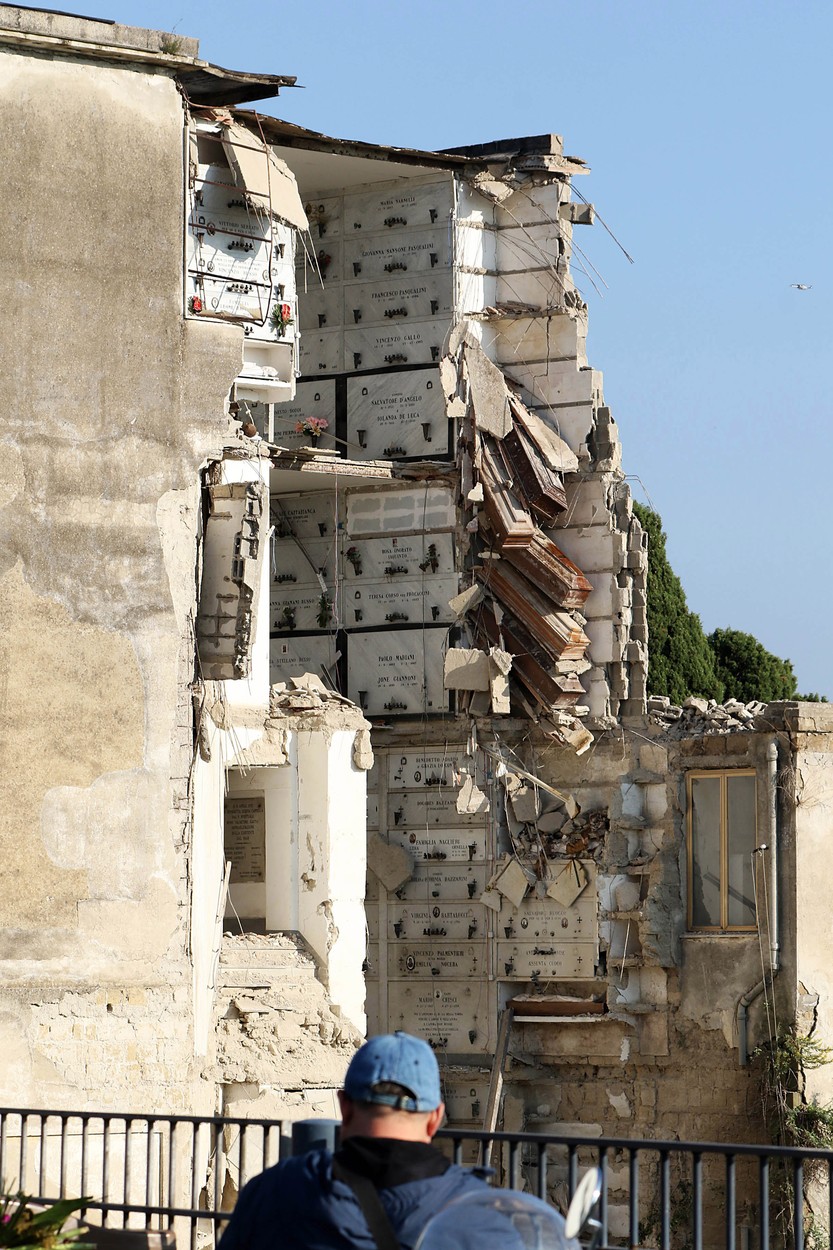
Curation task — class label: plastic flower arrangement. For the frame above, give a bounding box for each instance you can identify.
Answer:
[269,302,294,337]
[0,1191,92,1250]
[294,417,329,439]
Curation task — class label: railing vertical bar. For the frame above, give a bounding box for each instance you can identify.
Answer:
[60,1115,69,1199]
[213,1120,225,1212]
[167,1120,177,1236]
[190,1121,200,1250]
[80,1116,89,1222]
[102,1116,111,1227]
[19,1113,29,1192]
[144,1119,154,1230]
[452,1137,463,1167]
[660,1149,670,1250]
[536,1143,547,1201]
[38,1115,48,1198]
[692,1151,703,1250]
[0,1114,7,1191]
[726,1154,736,1250]
[568,1144,578,1202]
[794,1159,804,1250]
[759,1156,769,1250]
[599,1148,609,1248]
[629,1148,640,1250]
[828,1160,833,1250]
[123,1118,133,1228]
[239,1122,248,1194]
[509,1139,520,1190]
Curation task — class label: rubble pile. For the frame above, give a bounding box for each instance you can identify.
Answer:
[647,694,772,735]
[212,933,362,1094]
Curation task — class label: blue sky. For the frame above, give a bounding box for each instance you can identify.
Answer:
[57,0,833,695]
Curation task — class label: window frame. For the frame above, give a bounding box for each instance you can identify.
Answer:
[686,768,758,933]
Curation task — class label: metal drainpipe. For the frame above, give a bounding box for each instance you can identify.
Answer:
[738,739,780,1066]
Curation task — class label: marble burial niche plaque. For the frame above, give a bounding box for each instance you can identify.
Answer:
[224,794,266,883]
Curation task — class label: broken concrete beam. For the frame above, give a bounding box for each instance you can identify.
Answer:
[468,690,492,716]
[457,773,490,815]
[443,647,491,691]
[504,773,540,823]
[366,832,413,892]
[547,861,588,907]
[439,355,459,398]
[488,647,512,714]
[448,584,484,619]
[352,728,374,771]
[490,669,511,714]
[289,672,329,695]
[493,856,531,908]
[464,341,513,437]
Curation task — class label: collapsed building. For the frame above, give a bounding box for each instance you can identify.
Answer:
[3,8,833,1237]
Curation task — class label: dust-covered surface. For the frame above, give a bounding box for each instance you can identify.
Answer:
[212,932,362,1105]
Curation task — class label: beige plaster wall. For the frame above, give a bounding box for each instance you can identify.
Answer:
[0,46,242,1109]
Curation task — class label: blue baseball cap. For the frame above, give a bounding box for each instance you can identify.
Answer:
[343,1032,442,1112]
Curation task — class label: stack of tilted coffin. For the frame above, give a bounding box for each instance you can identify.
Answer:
[441,335,594,733]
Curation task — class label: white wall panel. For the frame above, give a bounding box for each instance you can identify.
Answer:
[346,485,455,536]
[271,537,337,588]
[298,328,343,376]
[386,748,475,789]
[497,940,597,980]
[387,789,483,828]
[273,381,337,450]
[391,863,490,902]
[271,492,339,541]
[386,902,485,942]
[344,273,453,328]
[389,942,486,980]
[270,584,335,633]
[343,532,454,582]
[347,627,448,715]
[344,321,443,372]
[384,826,489,863]
[343,179,453,235]
[386,981,496,1054]
[346,574,458,628]
[343,228,452,282]
[269,634,340,685]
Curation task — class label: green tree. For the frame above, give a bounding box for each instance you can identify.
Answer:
[708,627,798,703]
[633,503,723,703]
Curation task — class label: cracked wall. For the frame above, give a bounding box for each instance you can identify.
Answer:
[0,42,242,1110]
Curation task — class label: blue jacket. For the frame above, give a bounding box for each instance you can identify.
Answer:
[218,1147,486,1250]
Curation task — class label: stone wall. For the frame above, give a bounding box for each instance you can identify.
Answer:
[0,34,241,1111]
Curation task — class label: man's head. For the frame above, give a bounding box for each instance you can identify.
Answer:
[338,1032,445,1143]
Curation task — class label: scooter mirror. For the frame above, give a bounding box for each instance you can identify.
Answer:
[564,1167,603,1241]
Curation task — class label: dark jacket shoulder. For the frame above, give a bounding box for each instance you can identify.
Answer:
[219,1148,485,1250]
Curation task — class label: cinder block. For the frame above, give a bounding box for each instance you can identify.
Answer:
[639,743,668,774]
[443,648,491,691]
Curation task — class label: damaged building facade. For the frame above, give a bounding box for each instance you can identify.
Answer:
[4,9,833,1236]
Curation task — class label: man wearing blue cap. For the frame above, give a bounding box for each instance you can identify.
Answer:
[219,1032,486,1250]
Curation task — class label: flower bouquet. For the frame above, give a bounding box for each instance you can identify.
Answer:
[295,417,329,441]
[269,302,294,338]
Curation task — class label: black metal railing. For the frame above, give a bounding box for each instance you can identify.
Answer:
[1,1107,830,1250]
